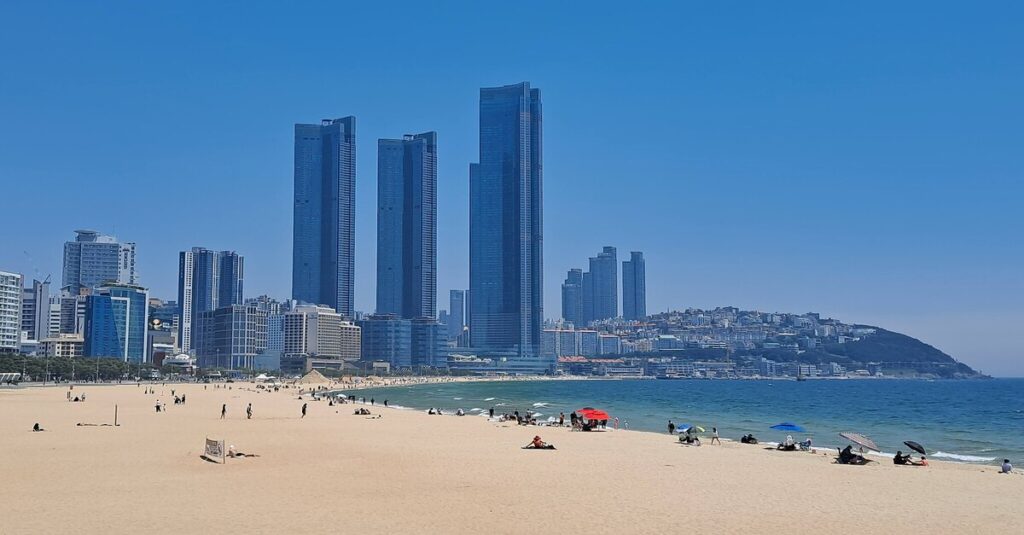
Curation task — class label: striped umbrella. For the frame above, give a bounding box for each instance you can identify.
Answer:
[839,432,879,452]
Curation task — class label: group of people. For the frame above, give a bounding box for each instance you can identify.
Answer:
[776,435,813,451]
[570,411,607,431]
[893,451,928,466]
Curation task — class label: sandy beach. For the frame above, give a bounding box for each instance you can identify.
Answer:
[1,381,1020,534]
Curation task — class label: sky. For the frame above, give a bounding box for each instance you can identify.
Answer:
[0,2,1021,375]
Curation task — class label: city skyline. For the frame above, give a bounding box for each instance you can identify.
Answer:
[1,3,1021,375]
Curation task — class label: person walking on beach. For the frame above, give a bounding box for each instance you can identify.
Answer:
[155,401,161,413]
[246,403,252,420]
[559,412,565,426]
[711,427,721,445]
[370,397,375,406]
[490,407,495,418]
[668,420,676,435]
[384,399,388,407]
[221,404,227,419]
[301,403,307,418]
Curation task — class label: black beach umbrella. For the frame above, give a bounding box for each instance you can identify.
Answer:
[904,441,926,455]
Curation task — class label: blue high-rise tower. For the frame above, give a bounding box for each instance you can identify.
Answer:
[376,132,437,320]
[469,82,543,362]
[292,117,356,316]
[622,251,647,321]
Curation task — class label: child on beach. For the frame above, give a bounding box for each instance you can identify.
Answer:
[1001,459,1013,473]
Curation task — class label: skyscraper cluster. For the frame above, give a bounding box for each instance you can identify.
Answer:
[2,81,564,374]
[2,230,151,363]
[292,81,546,371]
[178,247,244,353]
[562,248,646,327]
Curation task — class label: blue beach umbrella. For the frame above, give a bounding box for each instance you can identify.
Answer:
[770,422,805,432]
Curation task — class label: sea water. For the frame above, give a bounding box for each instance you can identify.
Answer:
[347,378,1024,464]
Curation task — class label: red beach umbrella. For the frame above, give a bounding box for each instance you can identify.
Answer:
[577,408,610,420]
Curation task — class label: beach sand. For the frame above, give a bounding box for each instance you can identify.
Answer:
[1,382,1020,534]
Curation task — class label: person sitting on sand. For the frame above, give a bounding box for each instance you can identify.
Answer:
[912,456,928,466]
[524,436,555,449]
[839,445,868,464]
[32,423,44,432]
[894,451,911,465]
[1001,459,1013,473]
[777,435,797,451]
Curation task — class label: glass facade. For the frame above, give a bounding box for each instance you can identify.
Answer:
[293,117,356,316]
[376,132,437,319]
[178,248,244,352]
[622,251,647,321]
[587,246,618,323]
[358,314,412,369]
[447,289,465,341]
[561,269,583,327]
[469,82,543,359]
[83,283,148,362]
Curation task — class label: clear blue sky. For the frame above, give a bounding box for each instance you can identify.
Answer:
[1,2,1021,375]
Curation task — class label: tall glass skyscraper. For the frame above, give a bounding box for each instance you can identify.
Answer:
[376,132,437,320]
[588,246,618,322]
[178,248,244,352]
[622,251,647,321]
[469,82,543,360]
[561,269,583,327]
[447,289,465,341]
[293,117,356,316]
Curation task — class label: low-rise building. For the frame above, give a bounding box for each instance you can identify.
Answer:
[40,333,84,358]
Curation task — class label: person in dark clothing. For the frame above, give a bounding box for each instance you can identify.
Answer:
[894,451,911,465]
[301,403,308,418]
[668,420,676,434]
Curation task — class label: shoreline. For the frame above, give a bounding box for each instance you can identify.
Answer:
[1,382,1020,533]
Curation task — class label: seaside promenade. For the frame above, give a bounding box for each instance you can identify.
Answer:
[1,381,1019,534]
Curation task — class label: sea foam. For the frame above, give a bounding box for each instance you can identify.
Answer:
[932,451,996,463]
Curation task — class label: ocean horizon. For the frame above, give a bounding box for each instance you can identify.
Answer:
[345,377,1024,464]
